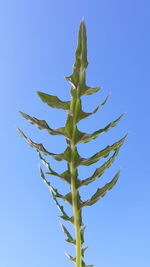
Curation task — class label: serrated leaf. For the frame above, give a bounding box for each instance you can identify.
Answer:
[78,134,127,166]
[51,193,73,224]
[17,128,51,155]
[82,259,94,267]
[63,192,72,206]
[81,170,121,207]
[78,149,119,187]
[80,225,86,244]
[77,95,109,123]
[65,252,76,262]
[61,223,75,244]
[82,86,101,95]
[77,113,125,144]
[38,152,71,184]
[65,21,89,96]
[40,167,63,198]
[19,111,65,136]
[81,246,88,257]
[18,128,78,163]
[40,168,72,207]
[37,91,71,112]
[38,151,57,174]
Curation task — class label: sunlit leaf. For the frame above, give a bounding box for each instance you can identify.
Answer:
[37,91,70,112]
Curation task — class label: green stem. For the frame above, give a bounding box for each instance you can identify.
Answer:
[70,158,81,267]
[70,95,82,267]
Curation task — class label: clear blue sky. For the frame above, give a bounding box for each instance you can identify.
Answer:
[0,1,150,266]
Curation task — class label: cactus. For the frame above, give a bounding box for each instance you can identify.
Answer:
[18,20,127,267]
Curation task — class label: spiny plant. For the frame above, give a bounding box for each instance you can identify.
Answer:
[18,20,127,267]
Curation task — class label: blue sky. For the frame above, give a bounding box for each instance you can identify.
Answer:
[0,0,150,266]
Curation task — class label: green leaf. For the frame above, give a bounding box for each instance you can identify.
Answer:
[38,151,58,174]
[81,170,121,207]
[40,167,63,198]
[82,259,94,267]
[62,192,72,206]
[18,128,78,163]
[77,113,125,144]
[78,149,119,187]
[51,192,74,224]
[38,152,71,184]
[82,86,101,95]
[80,225,86,244]
[65,21,89,96]
[40,167,72,206]
[19,111,65,136]
[37,91,70,112]
[81,246,88,257]
[77,95,109,123]
[17,128,51,156]
[78,134,127,166]
[61,223,75,244]
[65,252,76,262]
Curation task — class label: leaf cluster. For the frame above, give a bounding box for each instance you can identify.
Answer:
[18,20,127,267]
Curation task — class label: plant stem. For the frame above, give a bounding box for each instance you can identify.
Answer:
[70,95,82,267]
[70,147,82,267]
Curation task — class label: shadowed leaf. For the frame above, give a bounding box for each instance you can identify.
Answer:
[40,167,63,198]
[65,252,76,262]
[78,149,119,187]
[38,152,71,184]
[51,193,74,224]
[61,223,75,244]
[78,134,127,166]
[81,170,121,207]
[77,113,125,144]
[77,95,109,123]
[19,111,65,136]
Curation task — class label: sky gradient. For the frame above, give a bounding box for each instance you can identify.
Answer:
[0,1,150,267]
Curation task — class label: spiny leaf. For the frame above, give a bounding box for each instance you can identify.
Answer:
[40,166,72,206]
[81,246,88,257]
[81,170,121,207]
[17,128,51,156]
[62,192,72,206]
[37,91,71,112]
[51,193,74,224]
[82,259,94,267]
[77,95,109,123]
[61,223,75,244]
[66,20,88,95]
[80,225,86,244]
[78,149,119,187]
[40,167,63,198]
[38,152,71,184]
[77,113,125,144]
[78,134,127,166]
[18,128,77,163]
[65,248,88,263]
[38,151,57,174]
[65,252,76,262]
[19,111,65,136]
[82,86,100,96]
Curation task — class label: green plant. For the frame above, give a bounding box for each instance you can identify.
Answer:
[18,20,127,267]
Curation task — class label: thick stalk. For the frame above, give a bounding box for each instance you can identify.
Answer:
[70,96,82,267]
